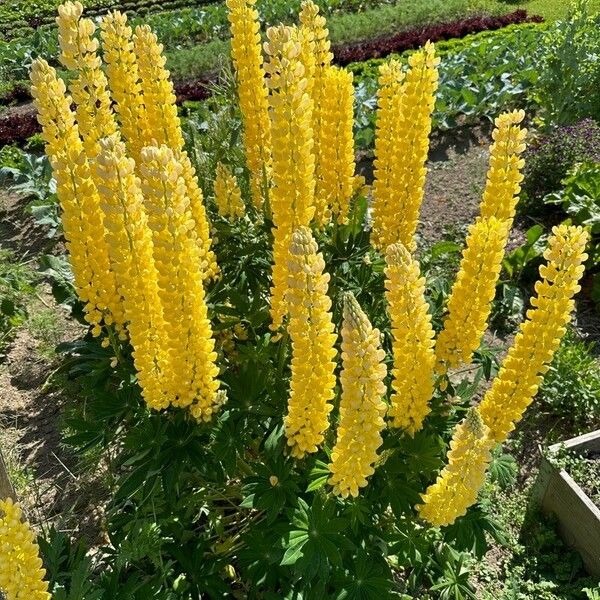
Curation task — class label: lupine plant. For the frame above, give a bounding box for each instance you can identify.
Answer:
[0,1,590,598]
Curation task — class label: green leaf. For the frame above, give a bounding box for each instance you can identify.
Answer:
[280,530,309,566]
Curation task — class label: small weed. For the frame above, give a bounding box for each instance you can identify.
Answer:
[538,329,600,430]
[26,304,64,359]
[0,250,35,355]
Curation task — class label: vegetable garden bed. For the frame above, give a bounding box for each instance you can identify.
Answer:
[534,430,600,577]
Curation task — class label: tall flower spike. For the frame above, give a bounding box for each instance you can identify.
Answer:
[100,11,148,165]
[299,0,334,226]
[227,0,272,208]
[319,66,356,225]
[133,25,219,280]
[139,145,224,421]
[329,293,387,498]
[385,243,436,434]
[214,162,245,221]
[30,59,123,335]
[0,498,50,600]
[435,217,511,375]
[418,408,494,527]
[479,225,588,442]
[285,227,337,458]
[372,43,439,251]
[56,1,117,158]
[264,25,316,330]
[480,110,527,222]
[95,136,170,410]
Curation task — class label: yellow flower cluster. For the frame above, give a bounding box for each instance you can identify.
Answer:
[32,3,222,419]
[480,110,527,222]
[284,227,337,458]
[0,498,50,600]
[319,66,357,224]
[214,163,245,220]
[372,43,439,251]
[385,243,436,435]
[329,293,387,497]
[226,0,272,208]
[100,11,148,165]
[264,25,316,331]
[139,145,224,420]
[30,59,122,335]
[95,136,170,410]
[56,1,117,158]
[435,217,510,374]
[299,0,334,226]
[133,24,218,280]
[480,225,588,442]
[418,408,494,527]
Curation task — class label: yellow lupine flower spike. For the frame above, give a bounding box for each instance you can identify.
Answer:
[371,59,404,243]
[329,293,387,498]
[284,227,337,458]
[0,498,50,600]
[264,25,316,331]
[30,59,123,334]
[56,1,117,158]
[226,0,272,209]
[418,408,494,527]
[480,110,527,222]
[300,0,333,226]
[372,43,439,252]
[319,66,356,225]
[100,11,149,165]
[214,162,245,221]
[479,225,588,442]
[385,243,436,435]
[95,136,170,410]
[133,25,219,281]
[435,217,511,375]
[139,145,224,421]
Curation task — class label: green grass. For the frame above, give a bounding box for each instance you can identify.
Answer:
[480,0,600,20]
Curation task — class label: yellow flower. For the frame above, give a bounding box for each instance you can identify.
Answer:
[385,243,435,434]
[435,217,510,375]
[480,110,527,222]
[418,408,494,527]
[372,43,439,251]
[479,225,588,442]
[100,11,148,165]
[264,25,316,331]
[94,135,170,410]
[284,227,337,458]
[133,24,219,280]
[319,66,356,225]
[56,1,117,158]
[299,0,333,226]
[139,145,225,420]
[30,59,123,334]
[329,293,387,498]
[226,0,272,208]
[214,162,245,220]
[0,498,50,600]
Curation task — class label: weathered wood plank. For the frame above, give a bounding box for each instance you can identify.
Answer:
[538,455,600,577]
[549,430,600,454]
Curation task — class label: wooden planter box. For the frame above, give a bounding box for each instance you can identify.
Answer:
[533,430,600,577]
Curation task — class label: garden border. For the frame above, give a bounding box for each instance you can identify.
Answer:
[533,430,600,577]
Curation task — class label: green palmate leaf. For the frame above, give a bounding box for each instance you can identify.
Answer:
[306,460,331,492]
[488,450,518,488]
[280,530,309,566]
